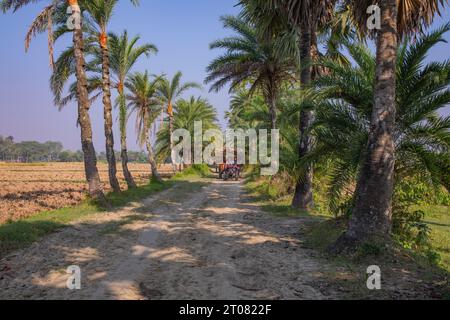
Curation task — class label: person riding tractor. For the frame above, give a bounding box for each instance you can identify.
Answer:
[217,147,241,180]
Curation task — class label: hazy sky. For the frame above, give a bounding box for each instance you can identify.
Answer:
[0,1,449,151]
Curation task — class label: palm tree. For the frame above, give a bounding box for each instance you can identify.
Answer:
[205,15,296,130]
[0,0,66,69]
[155,97,219,163]
[63,0,105,200]
[1,0,106,200]
[311,25,450,247]
[240,0,337,210]
[158,72,201,172]
[226,90,271,130]
[49,30,156,189]
[277,0,336,211]
[82,0,140,193]
[109,31,158,188]
[126,71,163,182]
[331,0,448,249]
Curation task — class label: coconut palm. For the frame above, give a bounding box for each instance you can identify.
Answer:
[205,15,296,130]
[332,0,448,249]
[155,97,219,163]
[109,31,158,188]
[1,0,106,200]
[158,72,201,172]
[126,71,163,182]
[312,25,450,232]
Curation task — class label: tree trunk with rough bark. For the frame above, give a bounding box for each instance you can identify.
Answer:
[168,102,178,173]
[69,0,105,201]
[100,30,121,193]
[265,84,278,130]
[118,91,137,188]
[332,0,398,251]
[144,114,162,182]
[292,25,314,210]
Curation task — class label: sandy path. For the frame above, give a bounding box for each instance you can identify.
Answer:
[0,179,338,300]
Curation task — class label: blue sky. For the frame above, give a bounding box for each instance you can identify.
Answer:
[0,1,449,151]
[0,0,239,151]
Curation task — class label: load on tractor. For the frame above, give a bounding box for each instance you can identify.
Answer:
[215,147,242,181]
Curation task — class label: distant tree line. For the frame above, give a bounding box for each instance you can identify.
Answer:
[0,135,147,163]
[97,151,149,164]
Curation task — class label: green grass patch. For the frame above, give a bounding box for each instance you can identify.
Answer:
[0,202,98,256]
[301,205,450,272]
[172,164,214,180]
[103,179,170,208]
[245,176,331,218]
[419,205,450,272]
[303,219,346,251]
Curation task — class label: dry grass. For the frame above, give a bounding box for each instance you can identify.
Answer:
[0,162,173,223]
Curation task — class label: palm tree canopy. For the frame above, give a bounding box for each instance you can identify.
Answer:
[158,71,202,115]
[1,0,140,67]
[126,71,162,146]
[155,96,220,161]
[84,0,139,32]
[109,31,158,90]
[239,0,337,31]
[347,0,448,37]
[226,90,272,129]
[205,15,296,96]
[311,23,450,213]
[50,30,157,107]
[279,0,337,28]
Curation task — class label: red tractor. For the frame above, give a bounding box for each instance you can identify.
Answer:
[217,147,241,181]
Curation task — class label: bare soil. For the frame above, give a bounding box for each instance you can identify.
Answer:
[0,178,446,300]
[0,162,173,223]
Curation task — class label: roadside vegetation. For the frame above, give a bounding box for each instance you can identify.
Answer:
[245,172,449,297]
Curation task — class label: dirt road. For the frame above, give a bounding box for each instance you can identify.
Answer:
[0,179,339,300]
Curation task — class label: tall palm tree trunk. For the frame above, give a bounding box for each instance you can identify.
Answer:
[118,91,137,188]
[69,0,105,201]
[265,82,278,130]
[168,103,177,173]
[146,138,162,182]
[144,115,163,182]
[333,0,398,249]
[292,25,314,210]
[269,100,277,130]
[100,30,121,193]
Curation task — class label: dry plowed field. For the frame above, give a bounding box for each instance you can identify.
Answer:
[0,162,173,223]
